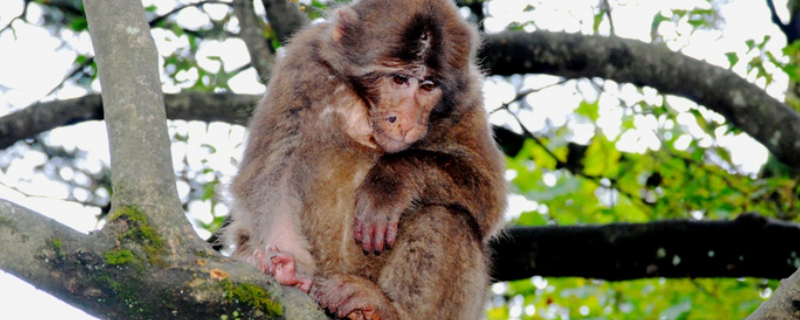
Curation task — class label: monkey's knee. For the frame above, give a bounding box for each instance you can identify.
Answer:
[377,206,489,319]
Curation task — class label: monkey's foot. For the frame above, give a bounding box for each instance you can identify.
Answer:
[311,275,397,320]
[250,244,312,293]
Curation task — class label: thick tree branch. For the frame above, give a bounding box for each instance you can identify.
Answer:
[0,199,329,319]
[481,31,800,168]
[0,93,260,150]
[85,0,197,245]
[491,212,800,281]
[84,0,180,223]
[0,200,110,311]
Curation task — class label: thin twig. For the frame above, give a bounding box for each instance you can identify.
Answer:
[0,0,32,34]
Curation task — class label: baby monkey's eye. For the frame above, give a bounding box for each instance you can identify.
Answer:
[420,80,436,91]
[393,74,409,85]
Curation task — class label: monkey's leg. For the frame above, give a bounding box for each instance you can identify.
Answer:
[251,244,312,293]
[375,205,490,320]
[314,206,489,320]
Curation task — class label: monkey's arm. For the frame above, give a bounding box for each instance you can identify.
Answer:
[354,146,505,253]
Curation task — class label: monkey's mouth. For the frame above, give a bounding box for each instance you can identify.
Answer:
[374,128,426,153]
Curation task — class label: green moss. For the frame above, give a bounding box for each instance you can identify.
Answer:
[194,249,210,258]
[0,217,12,227]
[47,238,65,258]
[221,280,283,318]
[105,249,135,265]
[108,206,166,265]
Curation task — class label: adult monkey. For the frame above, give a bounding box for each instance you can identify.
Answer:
[223,0,507,319]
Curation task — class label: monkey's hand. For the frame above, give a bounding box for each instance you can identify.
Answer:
[354,173,415,254]
[250,244,312,293]
[311,275,397,320]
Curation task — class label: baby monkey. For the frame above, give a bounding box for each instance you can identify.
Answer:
[223,0,506,319]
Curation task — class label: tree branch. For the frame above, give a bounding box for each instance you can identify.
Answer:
[8,32,800,170]
[481,31,800,168]
[0,199,329,319]
[746,264,800,319]
[0,93,261,150]
[260,0,308,44]
[85,0,196,243]
[232,0,274,82]
[491,212,800,281]
[0,200,109,309]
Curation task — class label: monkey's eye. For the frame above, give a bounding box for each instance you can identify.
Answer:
[392,74,409,85]
[420,80,436,91]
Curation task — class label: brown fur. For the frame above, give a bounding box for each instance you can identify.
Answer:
[223,0,506,319]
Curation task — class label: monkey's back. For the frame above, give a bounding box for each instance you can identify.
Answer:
[227,21,383,276]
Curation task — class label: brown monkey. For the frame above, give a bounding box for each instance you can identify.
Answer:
[223,0,506,319]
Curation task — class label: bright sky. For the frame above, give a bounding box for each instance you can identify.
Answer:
[0,0,789,319]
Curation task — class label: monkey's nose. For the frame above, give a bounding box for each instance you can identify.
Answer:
[387,116,397,123]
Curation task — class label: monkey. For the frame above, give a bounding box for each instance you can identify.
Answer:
[222,0,506,319]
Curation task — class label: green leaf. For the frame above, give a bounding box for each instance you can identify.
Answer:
[745,39,756,52]
[74,54,88,64]
[202,180,219,201]
[515,210,549,226]
[575,100,600,121]
[758,35,771,50]
[689,109,709,132]
[311,0,327,9]
[70,17,88,32]
[593,12,604,33]
[651,12,669,41]
[724,52,739,68]
[583,136,621,177]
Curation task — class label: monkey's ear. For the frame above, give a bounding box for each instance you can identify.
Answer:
[333,8,357,43]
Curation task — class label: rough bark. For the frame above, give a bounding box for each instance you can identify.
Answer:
[0,200,326,320]
[746,266,800,320]
[84,0,185,228]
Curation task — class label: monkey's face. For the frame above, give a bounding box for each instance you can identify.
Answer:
[369,73,442,153]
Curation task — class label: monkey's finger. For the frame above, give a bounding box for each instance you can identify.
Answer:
[372,224,386,253]
[385,221,398,249]
[362,310,382,320]
[296,278,312,293]
[360,225,374,253]
[337,300,376,320]
[353,218,364,244]
[345,310,366,320]
[252,250,271,274]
